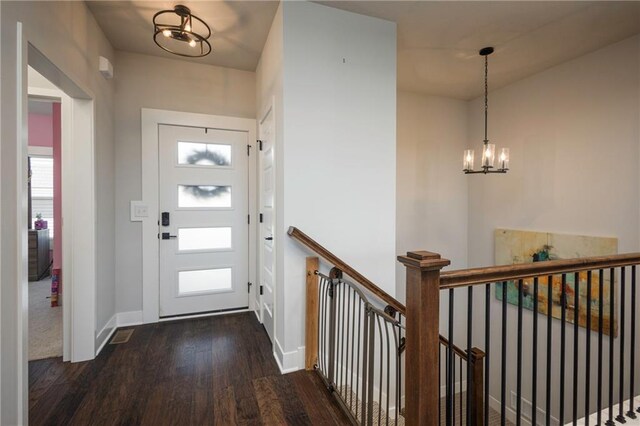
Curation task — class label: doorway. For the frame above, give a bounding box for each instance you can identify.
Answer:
[141,109,257,323]
[158,124,250,317]
[26,94,63,360]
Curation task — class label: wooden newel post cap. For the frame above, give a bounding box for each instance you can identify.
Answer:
[397,250,450,271]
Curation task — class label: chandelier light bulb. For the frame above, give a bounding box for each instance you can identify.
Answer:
[162,29,171,37]
[188,38,197,47]
[463,149,475,171]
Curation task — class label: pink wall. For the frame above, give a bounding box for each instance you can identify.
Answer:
[28,113,54,147]
[28,104,62,271]
[52,103,62,270]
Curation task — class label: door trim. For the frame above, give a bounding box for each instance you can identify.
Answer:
[141,109,257,324]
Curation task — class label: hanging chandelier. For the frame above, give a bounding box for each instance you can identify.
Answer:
[153,5,212,58]
[463,47,509,174]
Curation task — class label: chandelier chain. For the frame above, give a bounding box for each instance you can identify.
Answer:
[484,55,488,143]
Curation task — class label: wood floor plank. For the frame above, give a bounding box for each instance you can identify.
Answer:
[212,386,238,425]
[291,370,352,425]
[29,312,348,426]
[253,376,286,425]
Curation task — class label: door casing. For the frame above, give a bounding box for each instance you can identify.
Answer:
[141,109,257,324]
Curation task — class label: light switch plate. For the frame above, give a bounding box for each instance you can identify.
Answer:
[130,201,148,222]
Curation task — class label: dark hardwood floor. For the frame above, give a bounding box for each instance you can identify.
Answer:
[29,312,350,425]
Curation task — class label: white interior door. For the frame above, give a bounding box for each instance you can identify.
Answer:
[259,108,275,342]
[159,124,249,317]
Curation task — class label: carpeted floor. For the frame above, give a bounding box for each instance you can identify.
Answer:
[29,278,62,360]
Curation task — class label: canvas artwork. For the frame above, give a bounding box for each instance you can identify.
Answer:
[495,229,618,336]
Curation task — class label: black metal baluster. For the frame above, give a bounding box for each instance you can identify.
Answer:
[384,318,391,426]
[629,265,637,419]
[453,351,457,426]
[362,306,370,423]
[356,298,362,422]
[339,283,349,394]
[467,286,473,426]
[616,267,626,424]
[329,280,338,388]
[448,288,454,426]
[375,315,384,426]
[459,355,463,426]
[485,283,491,426]
[501,281,507,426]
[598,269,604,426]
[346,286,353,408]
[607,268,615,426]
[367,309,375,425]
[319,279,325,373]
[439,345,442,424]
[573,272,579,425]
[560,273,567,426]
[517,279,523,426]
[546,275,553,426]
[586,271,592,426]
[532,277,539,426]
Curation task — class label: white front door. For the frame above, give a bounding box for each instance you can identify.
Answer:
[258,107,275,341]
[159,124,249,317]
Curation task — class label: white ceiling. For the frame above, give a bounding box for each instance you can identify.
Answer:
[86,1,279,71]
[87,1,640,100]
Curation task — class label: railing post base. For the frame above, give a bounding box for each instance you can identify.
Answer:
[398,251,450,426]
[305,257,319,370]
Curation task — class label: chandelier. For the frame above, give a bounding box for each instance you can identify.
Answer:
[463,47,509,174]
[153,5,212,58]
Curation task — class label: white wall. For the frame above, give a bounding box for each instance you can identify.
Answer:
[466,35,640,422]
[114,51,255,315]
[396,91,468,302]
[0,2,115,423]
[275,1,397,370]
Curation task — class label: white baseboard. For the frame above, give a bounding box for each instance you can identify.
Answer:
[440,380,468,397]
[117,310,144,327]
[274,337,303,373]
[95,314,117,356]
[489,395,560,426]
[95,311,143,357]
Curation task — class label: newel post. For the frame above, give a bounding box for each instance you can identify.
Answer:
[305,257,320,370]
[398,250,450,426]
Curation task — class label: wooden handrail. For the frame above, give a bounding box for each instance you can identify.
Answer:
[288,226,406,313]
[290,228,471,359]
[440,252,640,289]
[439,335,469,359]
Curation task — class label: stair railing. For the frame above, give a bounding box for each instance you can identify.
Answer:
[289,227,485,425]
[404,249,640,426]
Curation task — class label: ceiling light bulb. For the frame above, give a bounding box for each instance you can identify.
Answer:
[162,29,171,37]
[189,39,197,47]
[185,23,191,32]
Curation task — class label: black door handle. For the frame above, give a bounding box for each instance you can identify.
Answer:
[162,233,177,240]
[265,236,273,241]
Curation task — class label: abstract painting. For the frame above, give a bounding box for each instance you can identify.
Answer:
[495,229,618,336]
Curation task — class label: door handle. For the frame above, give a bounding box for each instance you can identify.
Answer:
[162,233,177,240]
[265,236,273,241]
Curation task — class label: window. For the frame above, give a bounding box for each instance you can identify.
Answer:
[30,156,54,238]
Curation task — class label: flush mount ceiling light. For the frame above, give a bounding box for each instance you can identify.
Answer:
[153,5,212,58]
[463,47,509,174]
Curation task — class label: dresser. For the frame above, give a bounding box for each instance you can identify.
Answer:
[28,229,50,281]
